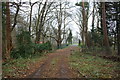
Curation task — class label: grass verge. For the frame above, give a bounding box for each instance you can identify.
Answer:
[69,51,120,78]
[2,53,47,78]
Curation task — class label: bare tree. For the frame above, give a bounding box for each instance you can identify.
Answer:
[73,1,90,48]
[35,0,53,42]
[46,1,71,48]
[10,2,21,31]
[29,0,38,33]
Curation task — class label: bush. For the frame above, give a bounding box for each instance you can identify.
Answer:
[33,41,52,54]
[11,30,52,59]
[11,48,21,59]
[11,30,33,59]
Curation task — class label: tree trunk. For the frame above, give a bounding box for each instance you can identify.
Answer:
[92,2,95,32]
[116,2,120,55]
[117,20,120,55]
[91,2,95,47]
[42,35,45,43]
[36,1,47,42]
[101,2,110,53]
[11,2,19,31]
[57,40,61,49]
[82,1,89,48]
[114,34,116,50]
[29,6,32,33]
[0,2,2,60]
[82,1,85,45]
[6,2,12,59]
[35,3,41,43]
[81,31,84,44]
[2,2,6,59]
[57,24,62,49]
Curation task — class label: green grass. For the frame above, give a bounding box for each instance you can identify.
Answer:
[69,51,120,78]
[2,54,46,78]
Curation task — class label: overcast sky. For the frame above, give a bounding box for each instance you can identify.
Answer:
[10,0,119,39]
[15,0,93,39]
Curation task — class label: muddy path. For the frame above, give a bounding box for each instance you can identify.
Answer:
[28,46,80,78]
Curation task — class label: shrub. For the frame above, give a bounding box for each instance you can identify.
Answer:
[11,30,33,59]
[33,41,52,54]
[11,30,52,58]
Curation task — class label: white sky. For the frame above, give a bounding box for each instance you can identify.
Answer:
[9,0,119,39]
[67,0,93,37]
[17,0,93,39]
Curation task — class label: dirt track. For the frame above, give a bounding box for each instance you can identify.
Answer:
[28,46,80,78]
